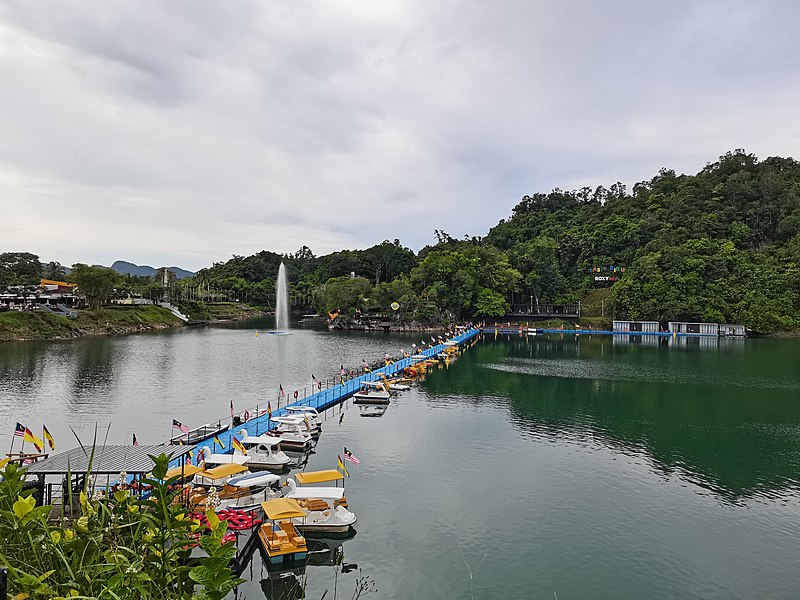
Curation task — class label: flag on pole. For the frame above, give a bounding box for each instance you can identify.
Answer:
[230,399,234,419]
[312,374,316,381]
[24,427,44,452]
[132,433,139,446]
[172,419,189,433]
[279,384,285,398]
[337,455,350,477]
[42,425,55,451]
[267,402,273,418]
[14,422,25,437]
[343,447,360,465]
[213,434,225,450]
[232,437,247,455]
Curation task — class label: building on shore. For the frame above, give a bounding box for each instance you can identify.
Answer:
[612,320,660,333]
[719,324,747,337]
[668,322,719,336]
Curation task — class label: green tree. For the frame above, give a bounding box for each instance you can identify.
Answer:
[69,264,119,310]
[0,251,43,287]
[315,276,373,314]
[42,261,67,281]
[475,288,510,317]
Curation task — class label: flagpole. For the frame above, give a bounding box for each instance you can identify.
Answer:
[8,432,15,459]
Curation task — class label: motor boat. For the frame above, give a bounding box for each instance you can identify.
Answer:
[257,498,308,569]
[265,416,314,451]
[236,431,292,472]
[284,406,322,438]
[283,478,356,535]
[353,381,390,405]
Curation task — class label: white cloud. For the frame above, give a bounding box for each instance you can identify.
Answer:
[1,0,798,270]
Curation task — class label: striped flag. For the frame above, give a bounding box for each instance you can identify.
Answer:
[24,427,44,452]
[172,419,189,433]
[279,384,285,398]
[14,422,25,437]
[213,434,225,450]
[232,437,247,455]
[132,433,139,446]
[343,447,360,466]
[337,455,350,477]
[42,424,55,450]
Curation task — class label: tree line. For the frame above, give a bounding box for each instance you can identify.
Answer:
[3,150,799,332]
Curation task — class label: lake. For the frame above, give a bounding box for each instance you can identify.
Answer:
[2,322,800,599]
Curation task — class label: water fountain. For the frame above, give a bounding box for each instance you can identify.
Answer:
[271,262,290,334]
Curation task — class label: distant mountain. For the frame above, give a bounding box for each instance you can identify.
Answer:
[110,260,195,279]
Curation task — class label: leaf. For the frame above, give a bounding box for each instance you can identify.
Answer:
[12,494,35,520]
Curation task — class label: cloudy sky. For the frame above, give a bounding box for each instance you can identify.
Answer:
[1,1,798,271]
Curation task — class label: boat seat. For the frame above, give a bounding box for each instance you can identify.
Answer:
[275,529,288,539]
[292,536,304,545]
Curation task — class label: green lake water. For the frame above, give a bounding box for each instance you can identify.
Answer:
[2,323,799,599]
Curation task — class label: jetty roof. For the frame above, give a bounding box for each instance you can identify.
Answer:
[27,445,193,476]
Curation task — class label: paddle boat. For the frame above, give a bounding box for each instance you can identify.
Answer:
[353,381,390,405]
[265,416,314,451]
[236,431,292,471]
[283,477,356,535]
[257,498,308,568]
[192,461,249,488]
[189,469,282,511]
[284,406,322,438]
[379,374,410,392]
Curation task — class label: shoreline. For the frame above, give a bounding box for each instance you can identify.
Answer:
[0,304,265,344]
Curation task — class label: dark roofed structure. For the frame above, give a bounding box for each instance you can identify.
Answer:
[27,444,192,475]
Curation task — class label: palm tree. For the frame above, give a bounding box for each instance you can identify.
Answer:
[43,261,66,281]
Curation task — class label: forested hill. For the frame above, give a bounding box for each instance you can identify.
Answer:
[198,150,800,333]
[486,150,800,332]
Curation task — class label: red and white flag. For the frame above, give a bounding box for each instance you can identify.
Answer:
[343,447,360,466]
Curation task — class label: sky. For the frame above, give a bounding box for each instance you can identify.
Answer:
[1,0,799,272]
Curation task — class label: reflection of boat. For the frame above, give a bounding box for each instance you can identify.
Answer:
[257,498,308,568]
[353,381,390,405]
[236,432,291,472]
[283,449,312,469]
[358,404,388,418]
[265,416,314,451]
[306,529,357,566]
[284,478,356,534]
[260,571,306,600]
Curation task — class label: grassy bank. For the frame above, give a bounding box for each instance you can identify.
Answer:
[176,300,262,322]
[0,306,181,342]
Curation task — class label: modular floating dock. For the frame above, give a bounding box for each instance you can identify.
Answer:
[179,327,481,456]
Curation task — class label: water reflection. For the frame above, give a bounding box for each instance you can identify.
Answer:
[357,404,388,418]
[70,336,122,400]
[426,333,800,502]
[237,529,359,599]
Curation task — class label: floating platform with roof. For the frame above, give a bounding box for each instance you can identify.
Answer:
[26,444,193,509]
